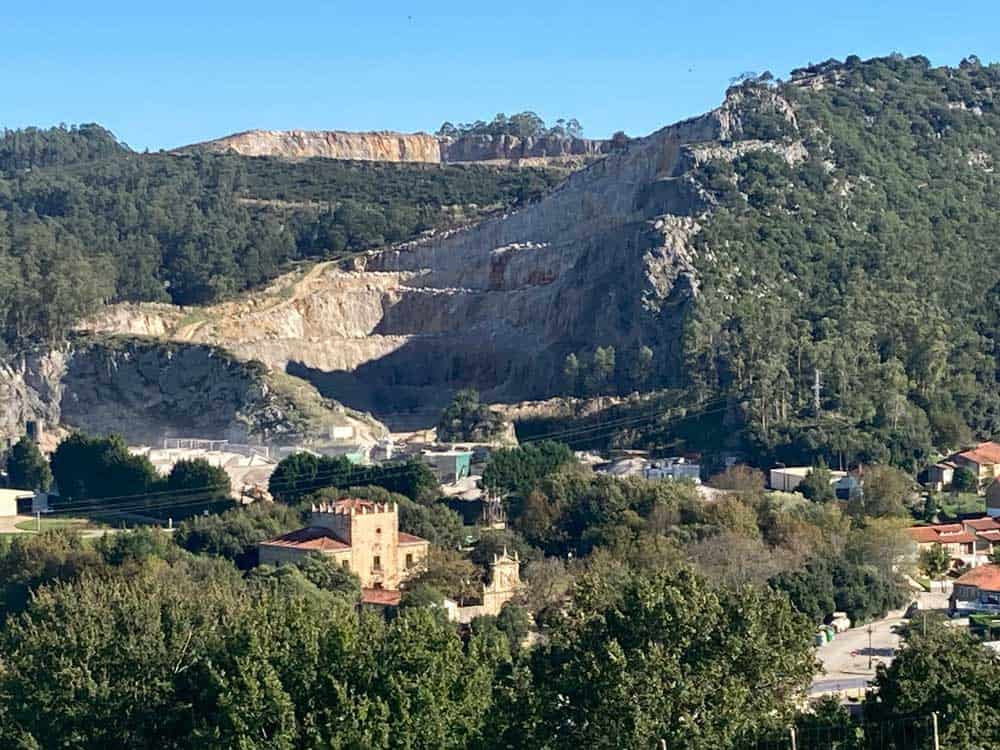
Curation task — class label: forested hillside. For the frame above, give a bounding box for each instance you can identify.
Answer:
[531,55,1000,470]
[679,54,1000,469]
[6,55,1000,472]
[0,126,561,349]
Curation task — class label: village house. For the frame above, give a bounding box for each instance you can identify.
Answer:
[951,442,1000,488]
[908,524,977,567]
[927,441,1000,491]
[907,516,1000,569]
[951,564,1000,614]
[258,498,429,605]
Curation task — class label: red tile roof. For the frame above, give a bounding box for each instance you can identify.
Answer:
[977,530,1000,542]
[965,517,1000,532]
[260,526,350,551]
[957,442,1000,467]
[361,588,401,606]
[398,532,428,546]
[908,524,964,544]
[955,564,1000,591]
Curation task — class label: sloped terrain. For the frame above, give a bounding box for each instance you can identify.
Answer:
[0,336,385,448]
[85,89,767,423]
[70,55,1000,465]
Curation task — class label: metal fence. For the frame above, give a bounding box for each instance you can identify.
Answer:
[750,714,938,750]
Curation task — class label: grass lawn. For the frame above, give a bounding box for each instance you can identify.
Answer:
[938,492,985,517]
[14,517,91,533]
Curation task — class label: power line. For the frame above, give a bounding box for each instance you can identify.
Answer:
[45,397,736,517]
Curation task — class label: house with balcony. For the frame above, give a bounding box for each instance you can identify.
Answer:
[951,564,1000,614]
[907,517,1000,569]
[259,498,429,605]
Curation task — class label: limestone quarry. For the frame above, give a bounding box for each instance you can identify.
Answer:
[0,336,385,449]
[86,88,795,430]
[179,128,611,166]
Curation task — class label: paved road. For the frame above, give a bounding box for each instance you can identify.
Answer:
[810,591,951,697]
[809,677,870,696]
[0,514,175,538]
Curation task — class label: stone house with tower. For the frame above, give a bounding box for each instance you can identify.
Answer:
[258,498,429,604]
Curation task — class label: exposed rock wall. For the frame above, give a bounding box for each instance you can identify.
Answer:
[178,129,611,165]
[179,129,443,162]
[0,338,384,448]
[440,134,609,163]
[96,90,777,425]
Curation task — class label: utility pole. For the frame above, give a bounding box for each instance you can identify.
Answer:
[932,712,940,750]
[789,726,798,750]
[813,368,822,413]
[867,624,874,670]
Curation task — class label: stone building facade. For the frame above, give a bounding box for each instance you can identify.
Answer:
[259,499,429,594]
[444,549,522,624]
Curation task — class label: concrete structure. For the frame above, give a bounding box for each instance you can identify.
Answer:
[0,489,33,517]
[130,445,277,501]
[951,564,1000,614]
[834,473,863,501]
[769,466,847,492]
[422,450,473,483]
[371,438,395,462]
[643,457,701,483]
[600,456,701,483]
[444,549,522,624]
[259,498,429,596]
[926,460,957,492]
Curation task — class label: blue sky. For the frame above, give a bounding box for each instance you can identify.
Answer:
[3,1,999,151]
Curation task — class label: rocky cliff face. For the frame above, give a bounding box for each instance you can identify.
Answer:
[180,129,443,162]
[0,337,385,449]
[178,129,610,165]
[439,133,609,163]
[92,90,779,426]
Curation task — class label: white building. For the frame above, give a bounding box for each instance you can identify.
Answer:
[769,466,847,492]
[0,489,35,517]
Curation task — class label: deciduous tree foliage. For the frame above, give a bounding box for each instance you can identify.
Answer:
[867,620,1000,749]
[0,559,506,750]
[269,452,438,503]
[49,432,161,503]
[505,568,816,749]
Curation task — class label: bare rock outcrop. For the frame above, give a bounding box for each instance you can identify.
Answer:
[177,129,611,166]
[178,129,443,162]
[98,87,795,426]
[0,337,385,449]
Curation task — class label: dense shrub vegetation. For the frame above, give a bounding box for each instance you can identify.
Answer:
[522,55,1000,471]
[683,54,1000,468]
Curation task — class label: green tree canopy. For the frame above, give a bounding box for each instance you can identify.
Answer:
[867,619,1000,748]
[799,462,835,502]
[4,436,51,491]
[49,432,161,503]
[512,567,816,749]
